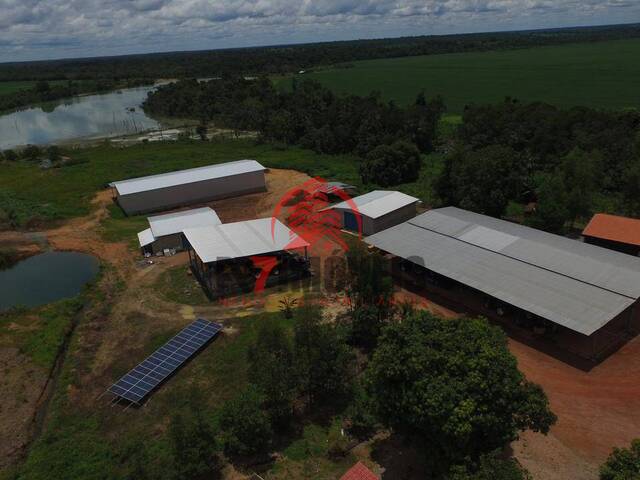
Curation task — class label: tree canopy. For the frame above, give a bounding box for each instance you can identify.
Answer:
[365,312,556,472]
[600,439,640,480]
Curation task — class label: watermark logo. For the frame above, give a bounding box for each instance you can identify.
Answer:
[248,177,361,295]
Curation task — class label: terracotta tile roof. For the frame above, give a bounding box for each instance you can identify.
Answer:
[340,461,379,480]
[583,213,640,247]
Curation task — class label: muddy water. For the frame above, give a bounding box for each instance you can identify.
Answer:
[0,251,99,310]
[0,86,160,150]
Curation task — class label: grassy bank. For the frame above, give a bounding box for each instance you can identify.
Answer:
[279,39,640,112]
[0,138,443,227]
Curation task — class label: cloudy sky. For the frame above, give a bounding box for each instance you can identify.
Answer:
[1,0,638,63]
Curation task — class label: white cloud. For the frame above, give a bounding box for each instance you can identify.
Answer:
[0,0,637,62]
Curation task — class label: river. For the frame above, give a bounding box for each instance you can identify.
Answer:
[0,86,161,150]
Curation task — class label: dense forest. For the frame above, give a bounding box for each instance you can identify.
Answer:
[438,101,640,230]
[1,23,639,81]
[0,78,151,112]
[144,77,640,231]
[144,77,444,186]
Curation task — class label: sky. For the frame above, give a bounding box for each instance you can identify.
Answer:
[0,0,639,63]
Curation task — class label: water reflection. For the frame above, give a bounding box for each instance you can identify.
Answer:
[0,86,161,150]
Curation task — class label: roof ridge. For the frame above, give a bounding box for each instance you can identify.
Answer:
[407,218,637,301]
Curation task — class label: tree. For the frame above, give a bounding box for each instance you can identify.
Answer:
[3,150,17,162]
[527,173,570,233]
[293,305,354,405]
[218,385,273,456]
[448,451,532,480]
[437,145,524,217]
[366,312,556,473]
[359,140,422,187]
[46,145,61,163]
[600,439,640,480]
[622,156,640,217]
[557,148,599,226]
[345,241,394,349]
[168,408,219,480]
[21,145,41,162]
[247,319,297,427]
[405,93,445,152]
[195,124,207,141]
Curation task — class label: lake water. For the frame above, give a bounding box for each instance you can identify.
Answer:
[0,86,161,150]
[0,251,99,311]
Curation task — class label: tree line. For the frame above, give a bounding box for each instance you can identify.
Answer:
[1,23,639,81]
[437,99,640,231]
[0,78,152,113]
[143,77,444,186]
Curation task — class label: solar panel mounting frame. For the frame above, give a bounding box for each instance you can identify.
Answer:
[107,318,222,405]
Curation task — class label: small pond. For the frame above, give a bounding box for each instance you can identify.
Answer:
[0,251,99,311]
[0,86,161,150]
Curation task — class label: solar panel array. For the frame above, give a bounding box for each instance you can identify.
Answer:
[108,318,222,404]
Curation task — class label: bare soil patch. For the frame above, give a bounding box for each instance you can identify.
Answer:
[510,336,640,480]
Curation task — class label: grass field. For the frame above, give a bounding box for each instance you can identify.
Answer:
[283,39,640,112]
[0,80,66,96]
[0,139,442,227]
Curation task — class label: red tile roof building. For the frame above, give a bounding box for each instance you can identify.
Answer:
[340,461,379,480]
[583,213,640,256]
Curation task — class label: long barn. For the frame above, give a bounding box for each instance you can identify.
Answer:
[110,160,266,215]
[366,207,640,361]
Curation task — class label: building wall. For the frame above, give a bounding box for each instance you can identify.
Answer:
[117,170,266,215]
[584,236,640,256]
[336,203,417,236]
[372,203,418,235]
[149,233,185,254]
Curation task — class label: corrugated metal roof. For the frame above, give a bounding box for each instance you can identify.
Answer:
[583,213,640,247]
[183,217,310,263]
[112,160,266,196]
[137,228,155,247]
[327,190,419,219]
[148,207,221,237]
[365,207,640,336]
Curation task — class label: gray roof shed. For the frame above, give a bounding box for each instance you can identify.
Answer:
[365,207,640,336]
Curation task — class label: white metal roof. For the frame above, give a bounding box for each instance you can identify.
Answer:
[327,190,419,219]
[147,207,221,238]
[183,217,310,263]
[366,207,640,336]
[138,228,155,247]
[112,159,266,196]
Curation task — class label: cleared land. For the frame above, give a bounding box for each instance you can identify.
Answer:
[287,39,640,112]
[0,139,443,227]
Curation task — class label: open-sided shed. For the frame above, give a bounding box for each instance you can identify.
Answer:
[111,159,266,215]
[183,217,310,298]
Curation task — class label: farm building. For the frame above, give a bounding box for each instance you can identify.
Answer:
[183,217,310,298]
[324,190,420,236]
[366,207,640,361]
[137,207,221,255]
[110,160,266,215]
[582,213,640,256]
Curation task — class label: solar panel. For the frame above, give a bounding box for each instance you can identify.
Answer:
[108,318,222,404]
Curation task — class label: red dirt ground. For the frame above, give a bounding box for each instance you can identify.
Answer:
[396,286,640,480]
[511,336,640,480]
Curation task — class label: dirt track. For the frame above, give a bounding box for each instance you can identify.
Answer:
[2,168,639,479]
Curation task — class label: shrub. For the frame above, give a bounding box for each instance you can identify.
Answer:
[359,140,421,186]
[218,385,273,456]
